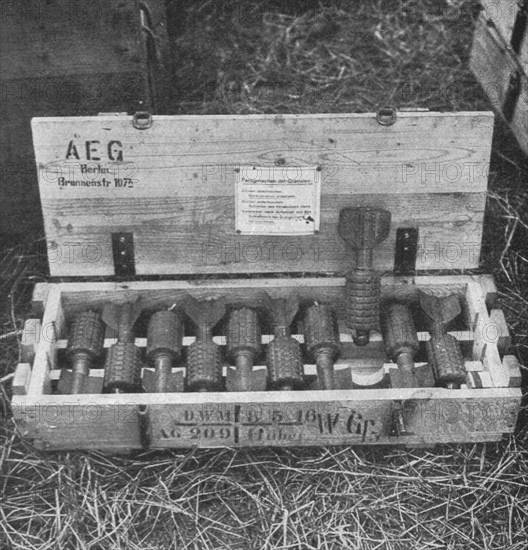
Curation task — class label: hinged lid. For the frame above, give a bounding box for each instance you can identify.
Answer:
[31,111,493,277]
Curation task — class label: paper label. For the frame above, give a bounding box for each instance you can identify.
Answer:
[235,166,321,235]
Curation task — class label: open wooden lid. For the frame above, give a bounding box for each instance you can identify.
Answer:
[31,111,493,277]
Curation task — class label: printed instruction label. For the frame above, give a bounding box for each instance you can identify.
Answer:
[235,166,321,235]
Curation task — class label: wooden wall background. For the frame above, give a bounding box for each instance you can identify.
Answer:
[0,0,169,240]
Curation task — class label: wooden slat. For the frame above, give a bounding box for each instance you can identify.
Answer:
[20,319,41,364]
[47,361,485,382]
[51,329,479,352]
[465,281,509,388]
[39,192,486,276]
[11,389,520,450]
[503,355,523,388]
[12,364,32,396]
[31,284,50,317]
[31,113,494,199]
[31,112,494,276]
[48,276,467,323]
[475,273,498,309]
[11,395,143,451]
[26,286,63,396]
[489,309,512,354]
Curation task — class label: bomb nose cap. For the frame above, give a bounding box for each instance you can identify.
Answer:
[338,207,391,249]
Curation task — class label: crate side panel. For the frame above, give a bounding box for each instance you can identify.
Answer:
[12,397,143,451]
[0,0,143,80]
[32,112,493,276]
[148,394,519,448]
[480,1,518,49]
[512,82,528,153]
[470,13,528,154]
[12,391,520,450]
[0,0,169,238]
[471,14,515,108]
[481,0,528,69]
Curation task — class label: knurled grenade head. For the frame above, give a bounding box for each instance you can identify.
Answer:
[227,307,262,359]
[266,336,304,389]
[103,343,143,393]
[426,334,466,387]
[304,304,340,359]
[187,340,222,391]
[146,310,182,361]
[67,310,104,359]
[345,270,380,331]
[381,303,419,358]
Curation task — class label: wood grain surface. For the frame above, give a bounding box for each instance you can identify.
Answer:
[31,112,494,276]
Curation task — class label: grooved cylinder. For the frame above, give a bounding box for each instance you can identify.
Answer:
[345,269,380,343]
[304,304,340,358]
[426,333,466,388]
[146,310,182,359]
[382,303,419,358]
[67,311,105,358]
[304,304,340,390]
[227,308,262,359]
[103,343,143,393]
[67,311,105,394]
[187,340,222,392]
[266,336,304,390]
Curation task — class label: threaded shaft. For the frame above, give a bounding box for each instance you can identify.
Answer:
[70,352,91,394]
[315,349,337,390]
[381,303,419,388]
[233,351,255,392]
[396,351,417,388]
[150,351,173,393]
[427,333,466,388]
[382,303,419,358]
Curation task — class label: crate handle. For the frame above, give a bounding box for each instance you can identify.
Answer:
[376,107,397,126]
[133,111,153,130]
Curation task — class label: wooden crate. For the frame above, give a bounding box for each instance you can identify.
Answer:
[11,111,523,451]
[470,0,528,155]
[12,275,522,451]
[0,0,170,239]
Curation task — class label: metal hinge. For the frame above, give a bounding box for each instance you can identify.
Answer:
[112,232,136,277]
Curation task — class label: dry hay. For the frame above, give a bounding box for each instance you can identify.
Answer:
[1,1,527,548]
